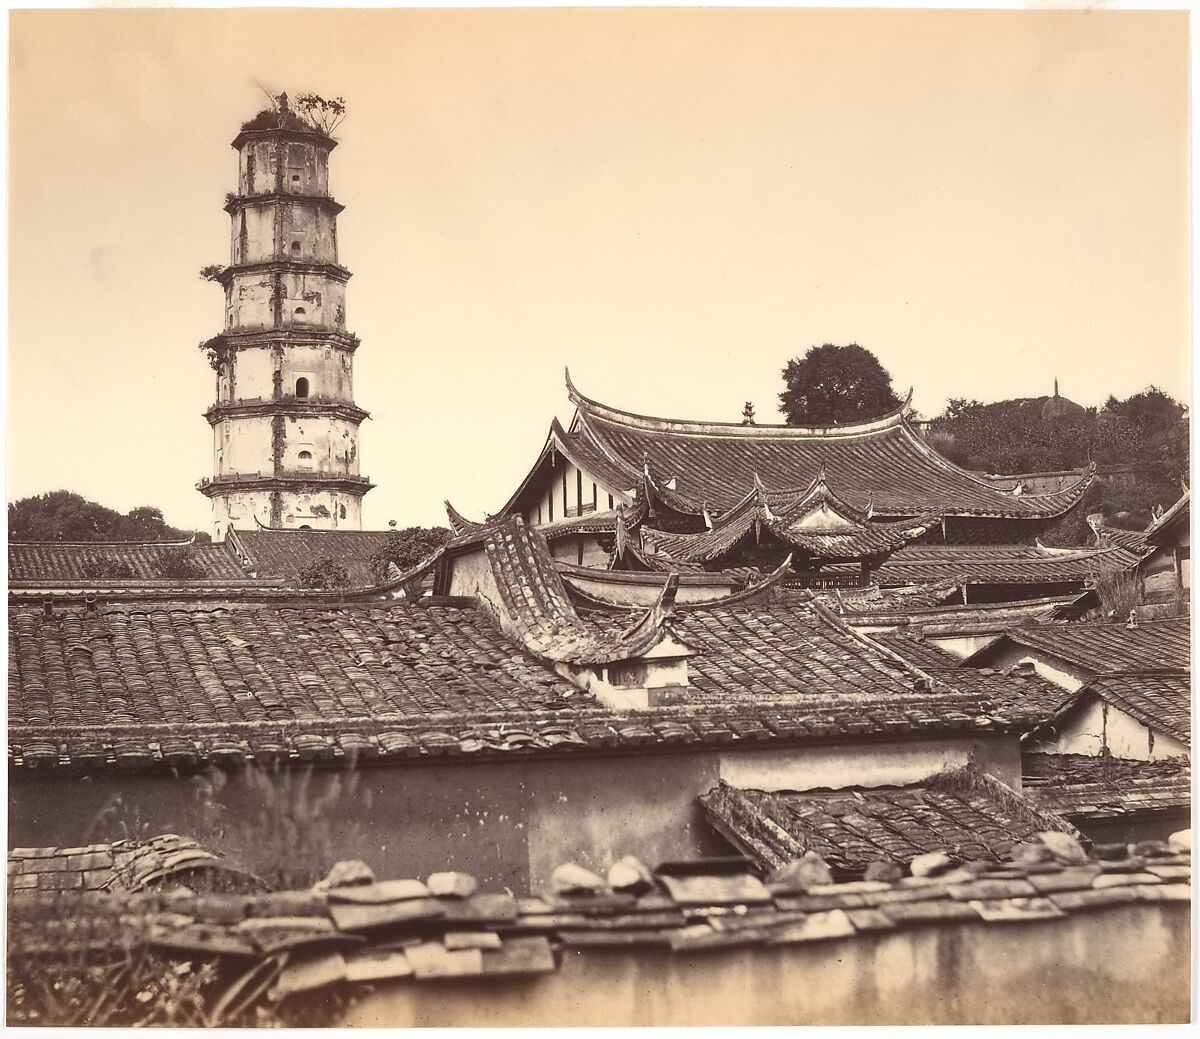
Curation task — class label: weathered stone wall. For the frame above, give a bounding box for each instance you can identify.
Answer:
[342,902,1190,1027]
[8,734,1021,895]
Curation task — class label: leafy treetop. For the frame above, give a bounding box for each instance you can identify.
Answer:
[779,344,903,426]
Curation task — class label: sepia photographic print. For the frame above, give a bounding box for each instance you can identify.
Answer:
[5,5,1192,1029]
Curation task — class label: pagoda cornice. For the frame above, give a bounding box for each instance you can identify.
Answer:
[216,261,352,287]
[205,396,371,426]
[197,472,375,498]
[231,126,337,151]
[202,328,361,352]
[224,192,345,216]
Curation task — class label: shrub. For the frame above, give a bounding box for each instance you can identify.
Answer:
[185,762,372,892]
[80,557,136,579]
[369,526,450,581]
[1094,572,1145,623]
[298,555,350,589]
[153,550,206,580]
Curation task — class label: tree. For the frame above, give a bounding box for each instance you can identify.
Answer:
[779,344,903,425]
[8,491,195,542]
[369,526,451,582]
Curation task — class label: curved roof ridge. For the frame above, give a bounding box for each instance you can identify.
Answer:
[9,534,201,548]
[566,368,914,438]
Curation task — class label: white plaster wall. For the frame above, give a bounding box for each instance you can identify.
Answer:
[927,634,1002,659]
[232,206,276,265]
[212,488,362,538]
[717,735,1023,792]
[229,347,276,400]
[978,644,1088,693]
[1050,699,1189,760]
[446,551,498,600]
[230,273,274,330]
[217,415,273,475]
[281,342,354,399]
[529,458,621,525]
[281,204,337,264]
[283,415,359,475]
[282,272,346,331]
[239,138,330,196]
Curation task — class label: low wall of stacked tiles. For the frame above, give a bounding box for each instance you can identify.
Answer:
[7,736,1020,893]
[342,902,1190,1027]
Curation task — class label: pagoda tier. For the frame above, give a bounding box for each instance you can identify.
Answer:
[498,372,1095,546]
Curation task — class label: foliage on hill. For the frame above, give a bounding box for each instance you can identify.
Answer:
[927,387,1188,536]
[927,387,1187,476]
[8,491,206,543]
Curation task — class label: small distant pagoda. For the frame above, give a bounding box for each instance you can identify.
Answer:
[198,94,373,540]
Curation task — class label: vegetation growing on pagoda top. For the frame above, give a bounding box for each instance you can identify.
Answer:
[240,92,347,138]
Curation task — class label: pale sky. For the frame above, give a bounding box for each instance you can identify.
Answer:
[8,8,1190,531]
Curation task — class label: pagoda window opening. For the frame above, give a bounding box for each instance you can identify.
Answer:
[608,494,614,509]
[593,483,598,510]
[340,504,346,519]
[294,307,307,320]
[299,524,311,530]
[290,240,302,257]
[295,377,310,398]
[577,539,584,565]
[561,471,568,518]
[548,491,554,523]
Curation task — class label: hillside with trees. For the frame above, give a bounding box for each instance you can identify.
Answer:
[778,345,1188,540]
[8,491,204,543]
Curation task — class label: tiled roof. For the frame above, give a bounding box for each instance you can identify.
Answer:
[1023,753,1191,820]
[1084,673,1191,746]
[860,543,1143,587]
[230,528,406,586]
[8,843,1189,1019]
[975,617,1191,675]
[8,835,251,896]
[8,539,247,583]
[1022,748,1190,820]
[8,594,1033,772]
[640,471,939,564]
[479,516,684,666]
[866,631,1072,722]
[701,771,1077,874]
[838,593,1091,635]
[660,603,936,701]
[560,373,1095,520]
[1146,490,1189,545]
[1093,524,1154,555]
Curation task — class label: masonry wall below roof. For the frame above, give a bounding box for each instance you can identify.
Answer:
[8,733,1021,895]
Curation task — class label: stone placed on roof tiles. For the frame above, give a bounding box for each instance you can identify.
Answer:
[968,897,1065,923]
[655,873,772,906]
[328,898,446,932]
[326,879,430,904]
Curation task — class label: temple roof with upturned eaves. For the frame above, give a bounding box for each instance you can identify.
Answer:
[502,372,1096,522]
[638,468,941,565]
